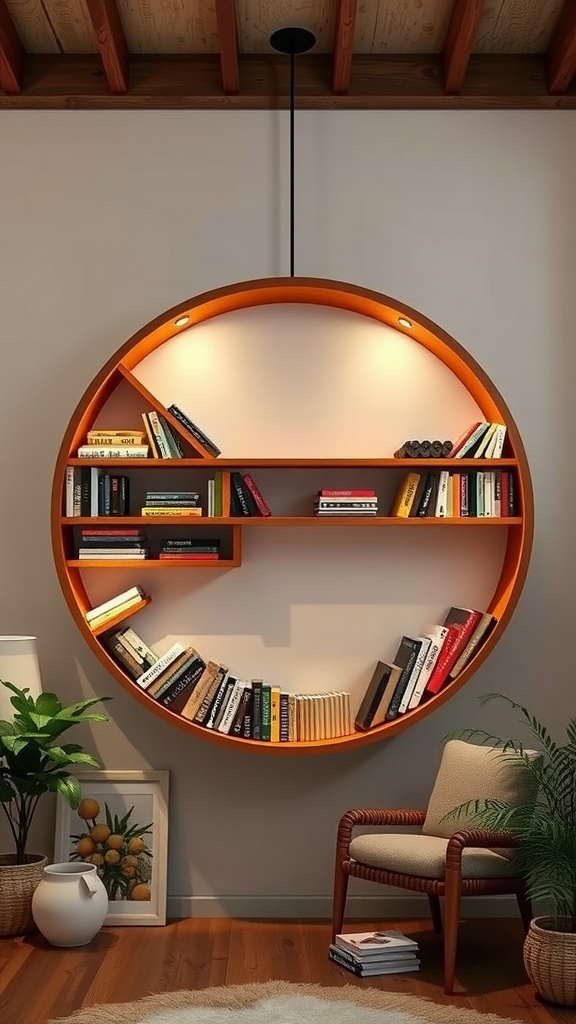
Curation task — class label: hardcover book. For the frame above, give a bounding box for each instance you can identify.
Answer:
[385,637,422,720]
[335,929,418,957]
[158,660,207,713]
[388,473,421,517]
[167,404,221,457]
[355,661,396,730]
[425,607,482,695]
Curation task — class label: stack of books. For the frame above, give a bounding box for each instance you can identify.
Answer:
[158,539,220,560]
[84,586,148,631]
[77,529,148,560]
[141,491,202,517]
[77,428,149,459]
[314,489,378,516]
[329,929,420,977]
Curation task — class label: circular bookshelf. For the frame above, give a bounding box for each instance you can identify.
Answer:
[51,277,533,754]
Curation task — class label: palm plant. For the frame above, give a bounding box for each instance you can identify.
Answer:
[446,693,576,930]
[0,679,110,863]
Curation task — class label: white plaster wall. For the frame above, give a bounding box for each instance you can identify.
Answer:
[0,110,574,912]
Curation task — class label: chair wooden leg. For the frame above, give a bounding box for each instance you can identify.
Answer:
[516,887,533,933]
[428,893,443,933]
[331,862,350,942]
[443,874,461,994]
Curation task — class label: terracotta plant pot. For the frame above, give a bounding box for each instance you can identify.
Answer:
[0,853,48,936]
[524,916,576,1006]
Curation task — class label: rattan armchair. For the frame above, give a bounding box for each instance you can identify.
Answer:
[331,740,534,994]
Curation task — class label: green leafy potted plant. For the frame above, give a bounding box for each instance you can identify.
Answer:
[448,693,576,1006]
[0,679,109,936]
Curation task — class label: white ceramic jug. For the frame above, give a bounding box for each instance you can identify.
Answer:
[32,862,108,947]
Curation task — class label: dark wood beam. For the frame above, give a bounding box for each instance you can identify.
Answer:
[0,0,23,94]
[1,54,576,110]
[215,0,239,95]
[443,0,486,94]
[85,0,129,94]
[333,0,358,94]
[547,0,576,94]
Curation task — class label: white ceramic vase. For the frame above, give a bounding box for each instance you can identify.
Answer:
[32,862,108,947]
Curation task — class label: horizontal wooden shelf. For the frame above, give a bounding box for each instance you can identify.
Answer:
[62,516,522,527]
[87,596,152,636]
[66,457,519,468]
[68,559,239,568]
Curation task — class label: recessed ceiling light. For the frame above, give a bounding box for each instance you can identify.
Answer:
[174,315,190,327]
[398,317,413,329]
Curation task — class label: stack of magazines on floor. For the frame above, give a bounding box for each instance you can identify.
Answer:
[329,929,420,976]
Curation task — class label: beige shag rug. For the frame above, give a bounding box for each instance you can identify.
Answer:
[47,980,523,1024]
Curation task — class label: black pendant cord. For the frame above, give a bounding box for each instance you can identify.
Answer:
[269,27,316,279]
[290,49,295,278]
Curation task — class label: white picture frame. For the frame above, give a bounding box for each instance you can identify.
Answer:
[54,769,169,926]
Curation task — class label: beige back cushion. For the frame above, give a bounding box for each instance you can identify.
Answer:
[422,739,539,839]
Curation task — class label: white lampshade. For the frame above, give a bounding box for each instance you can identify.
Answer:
[0,636,43,720]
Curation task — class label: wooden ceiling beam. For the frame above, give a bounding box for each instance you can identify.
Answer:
[547,0,576,94]
[85,0,129,94]
[215,0,239,95]
[0,0,24,94]
[443,0,486,94]
[0,54,575,110]
[333,0,358,94]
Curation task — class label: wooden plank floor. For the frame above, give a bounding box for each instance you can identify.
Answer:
[0,918,573,1024]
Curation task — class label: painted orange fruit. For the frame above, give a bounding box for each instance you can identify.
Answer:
[77,798,100,821]
[90,824,111,843]
[76,837,96,857]
[130,883,151,901]
[106,834,124,851]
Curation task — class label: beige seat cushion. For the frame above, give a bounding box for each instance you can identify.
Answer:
[422,739,539,839]
[349,833,516,879]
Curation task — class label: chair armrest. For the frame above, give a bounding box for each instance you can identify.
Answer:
[336,808,426,858]
[446,828,518,872]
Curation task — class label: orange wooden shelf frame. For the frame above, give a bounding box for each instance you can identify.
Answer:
[51,276,534,755]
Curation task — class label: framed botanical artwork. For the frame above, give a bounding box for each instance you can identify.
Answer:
[54,769,169,926]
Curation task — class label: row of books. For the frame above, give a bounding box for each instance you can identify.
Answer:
[64,470,271,520]
[103,631,353,741]
[395,422,507,460]
[314,489,378,517]
[65,468,130,517]
[197,471,273,518]
[390,469,516,518]
[76,406,221,461]
[329,930,419,977]
[76,531,221,561]
[356,605,495,729]
[449,420,507,459]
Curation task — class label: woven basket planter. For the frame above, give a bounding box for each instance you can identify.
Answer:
[524,916,576,1006]
[0,854,48,936]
